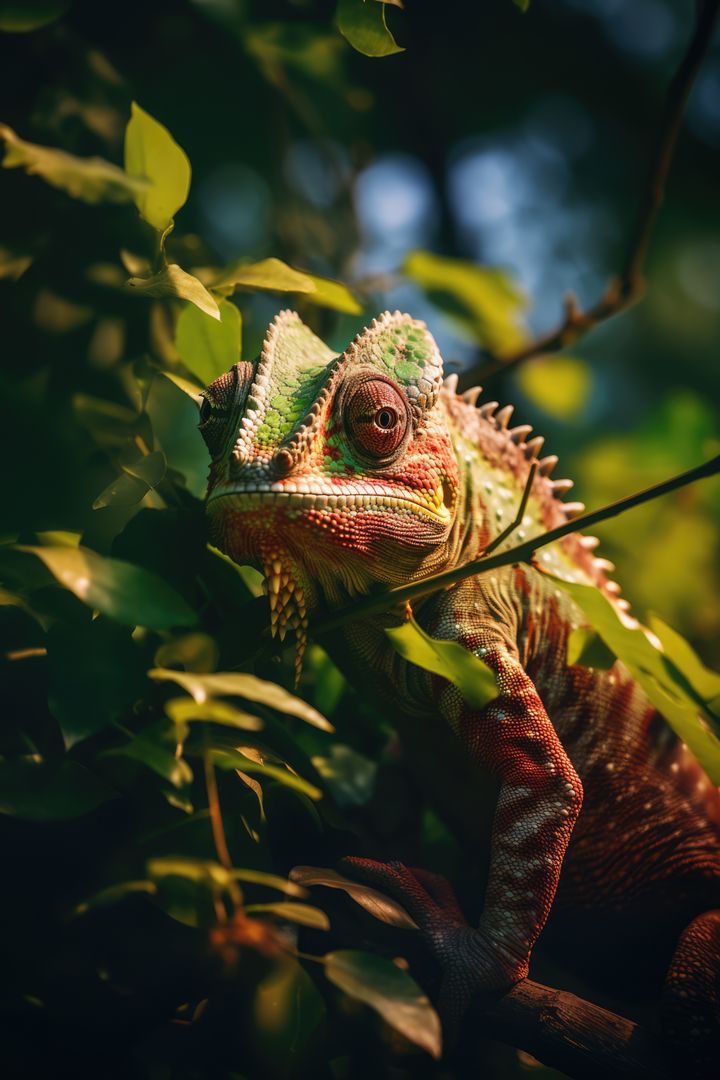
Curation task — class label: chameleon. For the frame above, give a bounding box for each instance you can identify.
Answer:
[199,309,720,1073]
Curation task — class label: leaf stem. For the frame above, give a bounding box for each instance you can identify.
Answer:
[312,455,720,635]
[203,742,233,872]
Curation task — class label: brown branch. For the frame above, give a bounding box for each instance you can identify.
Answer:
[463,0,720,386]
[473,978,669,1080]
[312,454,720,636]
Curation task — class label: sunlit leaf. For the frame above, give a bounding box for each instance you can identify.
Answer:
[301,272,363,315]
[148,856,231,887]
[0,123,148,204]
[210,747,322,801]
[127,264,220,320]
[176,298,241,384]
[0,245,32,280]
[548,573,720,782]
[165,696,263,731]
[160,370,204,403]
[212,257,315,295]
[567,626,615,670]
[404,250,528,354]
[0,758,116,820]
[245,901,330,929]
[290,866,417,929]
[336,0,404,58]
[149,668,334,731]
[385,617,499,710]
[325,950,441,1058]
[231,869,307,898]
[123,101,191,231]
[16,545,196,629]
[517,356,591,419]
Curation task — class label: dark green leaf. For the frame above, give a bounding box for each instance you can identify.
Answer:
[0,758,116,820]
[325,950,441,1057]
[175,298,241,384]
[93,450,167,510]
[385,617,499,710]
[16,545,197,630]
[155,632,219,673]
[0,1,70,32]
[567,626,616,670]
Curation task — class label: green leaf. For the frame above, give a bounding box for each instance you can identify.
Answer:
[154,632,219,673]
[212,257,315,295]
[245,902,330,929]
[647,614,720,713]
[230,869,307,898]
[0,123,149,205]
[512,0,530,11]
[126,264,220,320]
[0,758,116,820]
[123,101,191,231]
[548,574,720,782]
[311,745,376,807]
[325,950,441,1058]
[567,627,616,670]
[92,451,167,510]
[301,272,363,315]
[105,726,193,789]
[175,298,241,384]
[385,617,499,710]
[0,1,70,32]
[290,866,417,929]
[210,747,323,801]
[165,696,263,731]
[47,619,146,747]
[149,668,334,731]
[16,545,197,630]
[160,370,204,403]
[336,0,404,58]
[403,250,528,355]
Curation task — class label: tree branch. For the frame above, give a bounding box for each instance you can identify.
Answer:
[312,455,720,636]
[473,978,669,1080]
[463,0,720,386]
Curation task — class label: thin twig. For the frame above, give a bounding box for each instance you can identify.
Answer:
[203,744,233,872]
[312,455,720,636]
[463,0,720,386]
[481,462,537,557]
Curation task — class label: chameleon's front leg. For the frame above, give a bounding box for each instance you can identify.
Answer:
[345,645,583,1031]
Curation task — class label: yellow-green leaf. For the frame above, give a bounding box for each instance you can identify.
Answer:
[336,0,404,58]
[149,668,334,731]
[302,272,363,314]
[385,616,499,710]
[290,866,417,929]
[176,298,241,384]
[404,250,528,355]
[212,256,315,295]
[325,950,441,1058]
[245,901,330,929]
[126,264,220,320]
[210,747,323,801]
[92,450,167,510]
[123,101,191,231]
[517,356,591,420]
[567,626,615,670]
[164,696,263,731]
[0,123,149,205]
[0,1,70,32]
[231,869,307,898]
[16,545,196,629]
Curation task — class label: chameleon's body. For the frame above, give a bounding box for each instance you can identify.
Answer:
[201,311,720,1072]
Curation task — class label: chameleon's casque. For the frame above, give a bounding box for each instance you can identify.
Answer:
[200,310,720,1075]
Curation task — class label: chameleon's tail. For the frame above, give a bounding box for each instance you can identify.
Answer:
[662,909,720,1079]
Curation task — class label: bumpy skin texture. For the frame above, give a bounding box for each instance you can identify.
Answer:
[201,311,720,1071]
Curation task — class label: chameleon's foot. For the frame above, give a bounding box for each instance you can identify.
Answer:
[341,856,527,1043]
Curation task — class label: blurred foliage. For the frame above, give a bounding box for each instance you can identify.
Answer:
[0,1,719,1078]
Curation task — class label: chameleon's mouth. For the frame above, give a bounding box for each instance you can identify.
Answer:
[206,481,452,524]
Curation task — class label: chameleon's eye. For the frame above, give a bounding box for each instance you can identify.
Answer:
[345,377,409,461]
[200,362,254,459]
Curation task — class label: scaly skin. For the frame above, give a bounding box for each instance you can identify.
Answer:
[200,310,720,1072]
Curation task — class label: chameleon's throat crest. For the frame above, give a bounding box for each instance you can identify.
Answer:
[262,548,309,687]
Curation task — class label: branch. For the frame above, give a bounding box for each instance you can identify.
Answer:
[473,978,669,1080]
[463,0,720,386]
[312,455,720,636]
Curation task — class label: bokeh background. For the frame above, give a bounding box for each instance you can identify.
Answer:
[1,2,719,1078]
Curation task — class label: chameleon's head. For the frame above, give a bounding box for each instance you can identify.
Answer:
[200,310,459,672]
